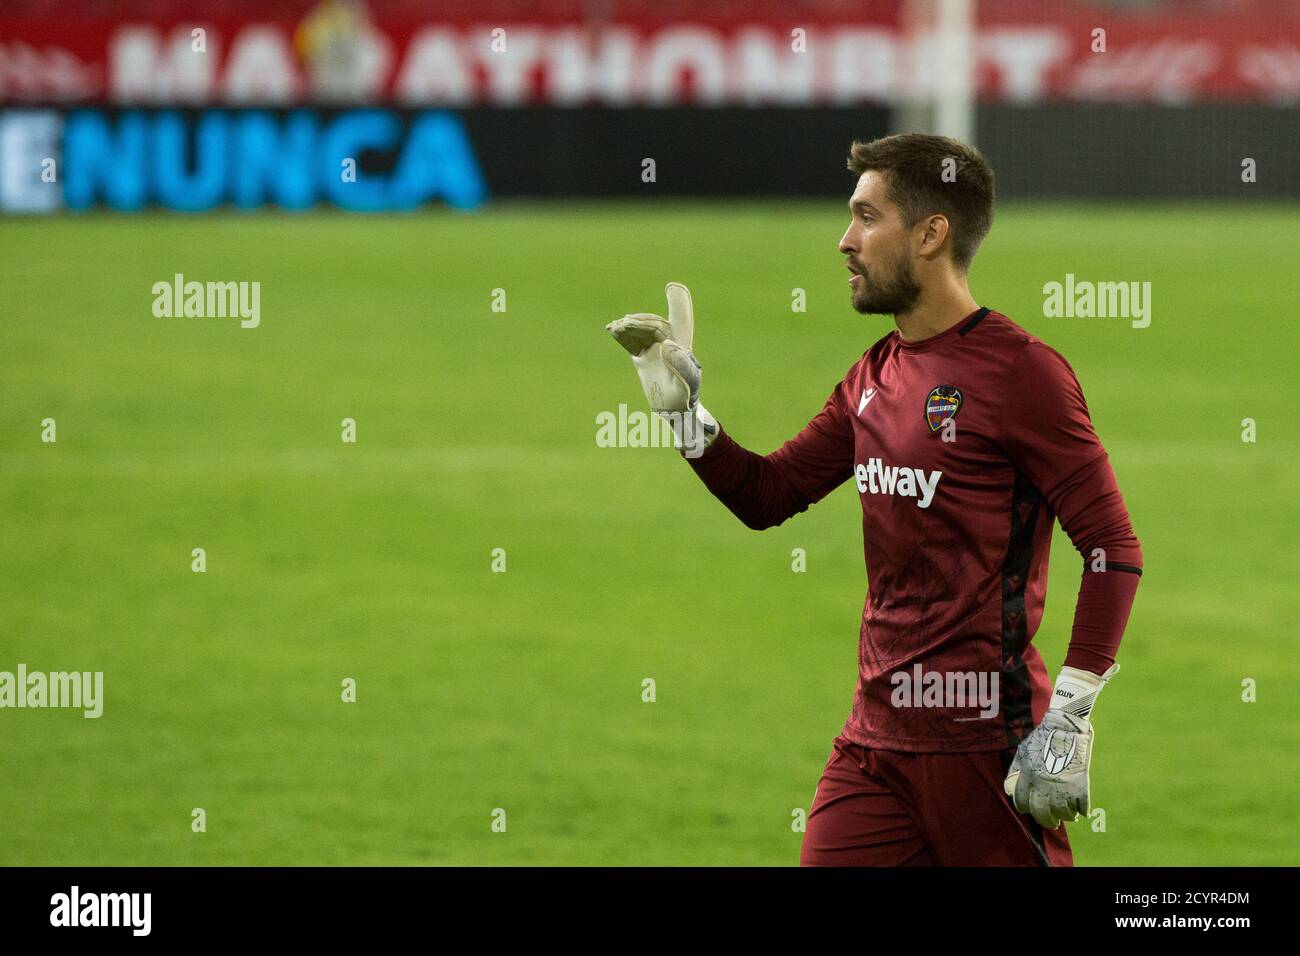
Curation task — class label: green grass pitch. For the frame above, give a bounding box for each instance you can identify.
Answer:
[0,202,1296,865]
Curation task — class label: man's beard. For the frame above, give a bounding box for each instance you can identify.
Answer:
[851,256,921,316]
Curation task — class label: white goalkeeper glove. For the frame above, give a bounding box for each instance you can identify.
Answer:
[605,282,718,456]
[1004,663,1120,829]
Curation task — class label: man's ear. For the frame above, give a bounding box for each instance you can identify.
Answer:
[917,214,952,260]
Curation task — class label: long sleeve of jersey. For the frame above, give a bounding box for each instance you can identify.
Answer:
[686,388,855,531]
[998,342,1143,676]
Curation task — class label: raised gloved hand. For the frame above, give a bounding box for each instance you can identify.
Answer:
[605,282,717,456]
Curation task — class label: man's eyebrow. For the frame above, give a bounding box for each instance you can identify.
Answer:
[850,199,878,214]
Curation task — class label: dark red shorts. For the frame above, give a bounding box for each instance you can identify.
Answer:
[800,734,1073,867]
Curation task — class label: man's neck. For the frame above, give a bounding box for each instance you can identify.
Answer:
[894,279,980,343]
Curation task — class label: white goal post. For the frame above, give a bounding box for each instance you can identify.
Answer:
[895,0,977,145]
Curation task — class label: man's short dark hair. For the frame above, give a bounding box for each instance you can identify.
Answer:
[847,133,995,270]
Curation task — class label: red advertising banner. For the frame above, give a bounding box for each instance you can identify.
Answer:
[2,1,1297,105]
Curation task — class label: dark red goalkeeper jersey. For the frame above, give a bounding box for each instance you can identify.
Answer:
[688,308,1142,753]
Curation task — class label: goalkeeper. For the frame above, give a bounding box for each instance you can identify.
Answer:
[605,134,1142,867]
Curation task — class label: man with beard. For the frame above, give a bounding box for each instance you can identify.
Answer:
[605,134,1142,866]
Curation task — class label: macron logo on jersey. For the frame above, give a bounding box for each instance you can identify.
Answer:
[854,458,942,509]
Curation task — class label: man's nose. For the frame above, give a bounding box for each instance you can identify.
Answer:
[838,226,856,255]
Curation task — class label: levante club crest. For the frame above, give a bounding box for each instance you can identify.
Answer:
[925,385,963,432]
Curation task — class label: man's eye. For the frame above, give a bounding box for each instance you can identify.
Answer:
[861,214,872,224]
